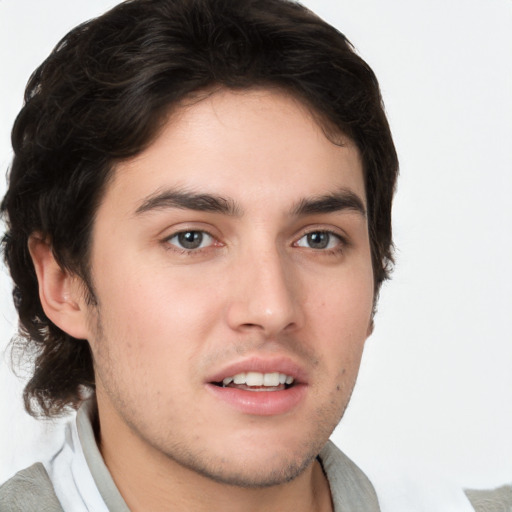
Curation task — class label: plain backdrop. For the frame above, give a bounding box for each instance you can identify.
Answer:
[1,0,511,492]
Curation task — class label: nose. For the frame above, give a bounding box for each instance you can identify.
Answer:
[225,246,303,336]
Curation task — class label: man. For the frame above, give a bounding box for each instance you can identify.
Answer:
[0,0,504,510]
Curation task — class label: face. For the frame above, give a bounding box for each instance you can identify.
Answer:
[83,89,374,487]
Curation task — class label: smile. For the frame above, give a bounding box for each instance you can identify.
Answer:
[205,357,307,414]
[221,372,295,390]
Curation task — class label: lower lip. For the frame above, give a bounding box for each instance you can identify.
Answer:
[205,383,307,416]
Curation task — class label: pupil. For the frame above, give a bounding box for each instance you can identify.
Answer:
[308,232,329,249]
[178,231,203,249]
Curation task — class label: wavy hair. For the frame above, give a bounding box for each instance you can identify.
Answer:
[1,0,398,416]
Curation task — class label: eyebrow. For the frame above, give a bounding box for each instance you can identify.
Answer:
[135,189,242,216]
[135,187,365,218]
[292,189,366,217]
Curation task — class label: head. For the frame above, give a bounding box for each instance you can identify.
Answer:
[2,0,397,485]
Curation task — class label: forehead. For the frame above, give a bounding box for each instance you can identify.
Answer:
[102,88,365,216]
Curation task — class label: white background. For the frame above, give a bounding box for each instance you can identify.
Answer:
[1,0,511,492]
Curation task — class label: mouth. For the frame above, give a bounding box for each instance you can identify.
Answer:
[205,359,307,415]
[213,371,295,392]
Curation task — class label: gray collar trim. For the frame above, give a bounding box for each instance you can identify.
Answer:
[319,440,380,512]
[76,400,131,512]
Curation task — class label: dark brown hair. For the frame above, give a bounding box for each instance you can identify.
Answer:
[1,0,398,417]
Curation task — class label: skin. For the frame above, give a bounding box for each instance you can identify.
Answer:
[31,88,374,512]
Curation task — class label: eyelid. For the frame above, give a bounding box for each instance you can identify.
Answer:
[157,219,222,242]
[294,224,348,242]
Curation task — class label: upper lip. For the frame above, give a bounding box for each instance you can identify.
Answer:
[205,356,309,385]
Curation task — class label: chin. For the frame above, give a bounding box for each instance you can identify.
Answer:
[183,450,318,488]
[165,432,327,489]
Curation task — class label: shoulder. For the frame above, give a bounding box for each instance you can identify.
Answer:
[465,484,512,512]
[0,463,64,512]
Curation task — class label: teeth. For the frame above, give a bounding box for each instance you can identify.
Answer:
[263,372,279,387]
[246,372,263,386]
[222,372,294,387]
[233,374,245,385]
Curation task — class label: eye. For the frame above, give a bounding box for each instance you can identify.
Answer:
[166,230,214,250]
[295,231,342,250]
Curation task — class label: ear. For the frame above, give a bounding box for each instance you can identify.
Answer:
[366,318,374,338]
[28,235,91,340]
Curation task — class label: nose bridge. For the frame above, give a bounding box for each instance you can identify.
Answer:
[227,238,301,335]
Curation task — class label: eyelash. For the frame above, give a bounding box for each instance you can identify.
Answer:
[163,228,347,257]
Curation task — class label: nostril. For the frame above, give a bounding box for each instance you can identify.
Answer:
[240,323,263,329]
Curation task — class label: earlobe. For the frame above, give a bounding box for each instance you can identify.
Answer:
[28,235,91,340]
[366,318,374,338]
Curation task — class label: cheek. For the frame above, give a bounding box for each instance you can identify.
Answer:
[92,262,226,357]
[306,267,373,370]
[308,269,373,337]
